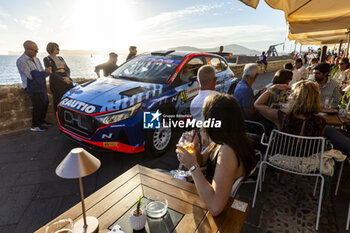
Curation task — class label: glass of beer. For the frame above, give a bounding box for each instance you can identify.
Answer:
[176,130,196,170]
[45,218,73,233]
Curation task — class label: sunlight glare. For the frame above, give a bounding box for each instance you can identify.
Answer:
[68,0,139,51]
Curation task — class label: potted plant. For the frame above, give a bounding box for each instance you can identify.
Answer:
[340,91,350,117]
[129,197,146,231]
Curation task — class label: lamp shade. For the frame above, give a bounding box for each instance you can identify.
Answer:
[56,148,101,179]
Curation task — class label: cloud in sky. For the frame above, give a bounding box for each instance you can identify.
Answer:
[14,15,41,31]
[135,4,286,50]
[140,3,225,30]
[0,9,10,18]
[0,0,291,54]
[0,21,7,30]
[139,25,286,50]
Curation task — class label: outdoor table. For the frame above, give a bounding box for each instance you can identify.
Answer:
[340,113,350,126]
[320,113,343,126]
[35,165,249,233]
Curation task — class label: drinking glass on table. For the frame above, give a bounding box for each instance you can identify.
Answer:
[174,130,196,179]
[45,218,73,233]
[324,97,331,109]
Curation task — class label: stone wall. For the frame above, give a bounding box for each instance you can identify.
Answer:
[0,59,292,134]
[229,59,293,79]
[0,78,95,134]
[236,55,291,64]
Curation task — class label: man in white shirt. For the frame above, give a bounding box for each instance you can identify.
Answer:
[16,40,52,132]
[295,58,308,80]
[190,65,217,121]
[284,63,301,86]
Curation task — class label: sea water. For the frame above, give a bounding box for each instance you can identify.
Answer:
[0,54,127,85]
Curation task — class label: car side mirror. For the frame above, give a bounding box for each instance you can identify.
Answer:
[188,76,197,86]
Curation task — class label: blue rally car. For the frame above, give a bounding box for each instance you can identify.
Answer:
[57,50,238,155]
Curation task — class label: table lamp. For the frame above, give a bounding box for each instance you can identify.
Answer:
[56,148,101,233]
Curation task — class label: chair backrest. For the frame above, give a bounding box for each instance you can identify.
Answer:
[230,176,245,197]
[244,120,268,145]
[265,129,325,175]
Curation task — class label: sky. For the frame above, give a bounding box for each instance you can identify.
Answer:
[0,0,299,55]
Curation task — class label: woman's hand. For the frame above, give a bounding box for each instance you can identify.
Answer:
[271,84,291,91]
[176,144,199,170]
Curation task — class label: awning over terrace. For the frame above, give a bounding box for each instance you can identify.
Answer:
[289,29,350,45]
[239,0,350,34]
[239,0,350,49]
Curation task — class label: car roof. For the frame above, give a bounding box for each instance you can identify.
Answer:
[142,50,220,60]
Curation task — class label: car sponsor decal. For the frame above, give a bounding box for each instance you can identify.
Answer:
[60,97,102,114]
[138,57,181,65]
[103,142,117,147]
[180,90,186,104]
[179,86,199,104]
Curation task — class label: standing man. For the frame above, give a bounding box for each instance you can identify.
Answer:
[16,40,52,132]
[311,62,339,109]
[218,45,224,54]
[126,46,137,61]
[94,52,118,77]
[190,65,217,121]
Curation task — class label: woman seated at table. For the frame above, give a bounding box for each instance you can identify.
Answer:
[254,80,325,136]
[265,69,293,107]
[177,93,256,216]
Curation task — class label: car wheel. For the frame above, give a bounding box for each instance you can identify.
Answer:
[228,84,237,95]
[146,107,174,156]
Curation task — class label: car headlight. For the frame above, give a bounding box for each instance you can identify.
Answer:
[95,102,142,125]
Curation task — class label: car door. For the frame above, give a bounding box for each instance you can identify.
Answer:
[173,56,205,115]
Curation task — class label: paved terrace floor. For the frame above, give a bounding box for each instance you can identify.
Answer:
[0,71,349,233]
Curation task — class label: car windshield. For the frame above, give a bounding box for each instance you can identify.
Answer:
[112,56,181,84]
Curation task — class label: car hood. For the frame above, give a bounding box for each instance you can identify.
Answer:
[60,77,166,114]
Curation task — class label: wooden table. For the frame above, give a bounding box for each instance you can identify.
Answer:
[340,113,350,126]
[35,165,249,233]
[321,113,343,126]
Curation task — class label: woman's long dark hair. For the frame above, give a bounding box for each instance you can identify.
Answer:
[202,93,256,177]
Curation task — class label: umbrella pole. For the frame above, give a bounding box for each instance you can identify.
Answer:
[346,30,350,57]
[339,40,343,56]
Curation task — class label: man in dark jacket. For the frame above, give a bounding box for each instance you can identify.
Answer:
[95,52,118,77]
[16,40,52,132]
[126,46,137,61]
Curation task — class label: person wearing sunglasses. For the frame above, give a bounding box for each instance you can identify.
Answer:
[335,58,350,90]
[16,40,52,132]
[43,42,74,113]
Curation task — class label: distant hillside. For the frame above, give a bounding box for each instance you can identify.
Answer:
[169,44,260,55]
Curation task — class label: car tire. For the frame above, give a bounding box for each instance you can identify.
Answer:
[228,84,237,95]
[145,106,174,157]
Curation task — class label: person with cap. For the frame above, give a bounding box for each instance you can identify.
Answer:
[126,46,137,61]
[94,52,118,78]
